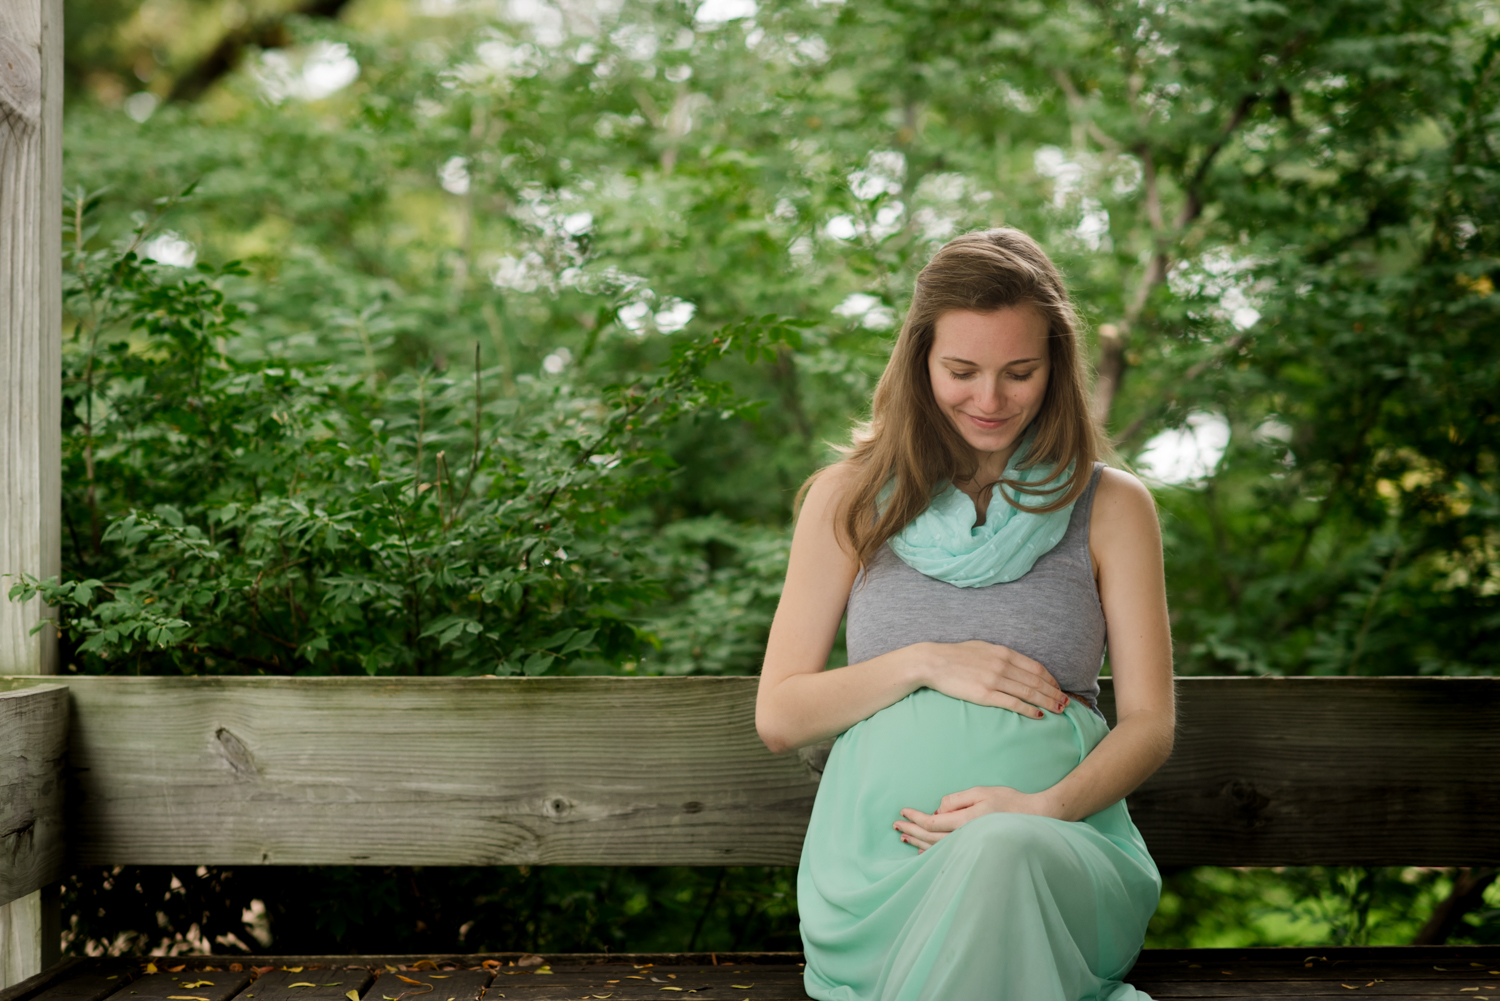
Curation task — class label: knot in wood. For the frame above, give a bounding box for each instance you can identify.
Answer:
[1222,778,1272,829]
[542,796,573,819]
[215,727,259,778]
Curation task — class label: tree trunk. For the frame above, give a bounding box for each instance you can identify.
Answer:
[0,0,63,987]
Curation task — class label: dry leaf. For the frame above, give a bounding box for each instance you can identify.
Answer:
[428,976,449,980]
[533,969,553,976]
[395,977,425,985]
[592,996,613,999]
[659,989,683,993]
[346,991,360,1001]
[180,981,215,988]
[288,983,317,988]
[286,969,305,974]
[170,967,187,974]
[168,995,209,999]
[730,986,754,990]
[146,965,159,975]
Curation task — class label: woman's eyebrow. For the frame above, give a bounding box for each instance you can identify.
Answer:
[938,355,1043,366]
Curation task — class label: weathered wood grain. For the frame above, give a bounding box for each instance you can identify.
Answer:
[241,969,372,1001]
[0,676,823,867]
[0,676,1494,868]
[0,685,67,907]
[0,0,62,680]
[0,960,112,1001]
[1096,677,1500,865]
[478,965,806,1000]
[364,970,489,1001]
[0,0,64,986]
[116,971,251,1001]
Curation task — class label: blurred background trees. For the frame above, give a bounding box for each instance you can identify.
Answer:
[32,0,1500,958]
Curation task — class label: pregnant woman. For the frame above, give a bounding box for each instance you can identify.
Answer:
[756,228,1174,1001]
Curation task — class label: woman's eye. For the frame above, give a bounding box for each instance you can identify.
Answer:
[948,370,976,380]
[1007,370,1036,382]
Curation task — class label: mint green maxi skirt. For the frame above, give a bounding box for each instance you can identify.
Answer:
[798,689,1161,1001]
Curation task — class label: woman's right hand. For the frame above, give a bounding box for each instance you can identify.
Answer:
[910,640,1070,719]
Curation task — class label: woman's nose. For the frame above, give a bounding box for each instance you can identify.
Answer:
[974,378,1004,412]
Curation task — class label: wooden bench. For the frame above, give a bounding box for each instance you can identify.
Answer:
[2,675,1499,1000]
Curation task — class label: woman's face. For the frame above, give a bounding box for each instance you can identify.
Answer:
[926,307,1051,468]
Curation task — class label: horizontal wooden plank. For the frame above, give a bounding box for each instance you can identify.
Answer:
[0,676,821,867]
[1096,677,1500,865]
[241,969,373,1001]
[116,971,251,1001]
[18,950,1500,1001]
[0,676,1495,867]
[0,685,68,906]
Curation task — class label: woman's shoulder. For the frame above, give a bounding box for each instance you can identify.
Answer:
[800,459,863,516]
[1088,466,1161,559]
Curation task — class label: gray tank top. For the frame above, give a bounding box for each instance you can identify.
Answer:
[845,463,1108,712]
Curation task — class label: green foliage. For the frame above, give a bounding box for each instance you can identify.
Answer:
[11,198,804,676]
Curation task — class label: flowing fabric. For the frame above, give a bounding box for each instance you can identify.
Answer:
[799,690,1160,1001]
[888,438,1075,588]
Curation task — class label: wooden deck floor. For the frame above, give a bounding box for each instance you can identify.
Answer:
[4,947,1500,1001]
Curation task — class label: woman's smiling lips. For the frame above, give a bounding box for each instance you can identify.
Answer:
[963,412,1012,431]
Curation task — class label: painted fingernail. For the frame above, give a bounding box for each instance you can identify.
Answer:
[1056,702,1066,712]
[1034,710,1044,718]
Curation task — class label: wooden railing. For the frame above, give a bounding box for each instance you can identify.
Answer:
[2,675,1497,904]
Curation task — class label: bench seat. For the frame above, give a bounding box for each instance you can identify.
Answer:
[5,948,1500,1001]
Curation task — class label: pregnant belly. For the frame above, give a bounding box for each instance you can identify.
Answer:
[808,688,1109,870]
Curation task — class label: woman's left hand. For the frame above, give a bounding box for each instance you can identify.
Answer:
[894,786,1058,852]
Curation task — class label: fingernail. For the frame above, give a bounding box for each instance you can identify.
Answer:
[1034,710,1044,718]
[1056,702,1066,713]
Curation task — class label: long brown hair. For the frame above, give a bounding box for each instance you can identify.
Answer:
[814,228,1102,566]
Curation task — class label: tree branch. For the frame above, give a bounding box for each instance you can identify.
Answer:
[1093,92,1261,426]
[168,0,355,104]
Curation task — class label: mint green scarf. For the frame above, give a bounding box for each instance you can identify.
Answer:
[888,437,1076,588]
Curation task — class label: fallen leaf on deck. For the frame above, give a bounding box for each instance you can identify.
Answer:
[533,969,553,976]
[659,989,682,992]
[179,980,215,988]
[146,965,159,975]
[288,982,317,988]
[168,994,209,998]
[395,976,425,985]
[286,969,305,974]
[428,976,449,980]
[730,986,754,990]
[170,967,186,974]
[346,990,360,1000]
[592,995,613,999]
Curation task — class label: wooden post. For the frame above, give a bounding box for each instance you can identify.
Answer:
[0,0,64,988]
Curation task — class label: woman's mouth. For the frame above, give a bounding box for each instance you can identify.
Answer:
[964,413,1011,431]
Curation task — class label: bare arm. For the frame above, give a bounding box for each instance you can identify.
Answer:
[1037,467,1175,820]
[897,468,1175,844]
[756,464,1071,755]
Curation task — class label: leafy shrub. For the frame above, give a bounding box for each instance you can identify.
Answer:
[12,199,804,677]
